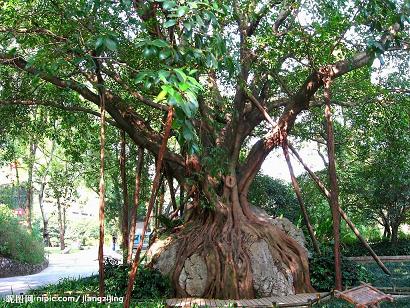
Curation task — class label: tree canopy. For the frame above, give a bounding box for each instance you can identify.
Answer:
[1,0,409,301]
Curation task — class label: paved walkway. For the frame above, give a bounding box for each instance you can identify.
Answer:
[0,247,121,297]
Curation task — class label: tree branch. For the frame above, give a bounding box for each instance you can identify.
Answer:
[0,53,186,179]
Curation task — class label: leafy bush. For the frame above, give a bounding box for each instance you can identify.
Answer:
[65,219,99,247]
[0,184,27,209]
[309,247,370,291]
[104,257,172,299]
[343,239,410,257]
[30,257,172,300]
[0,204,44,264]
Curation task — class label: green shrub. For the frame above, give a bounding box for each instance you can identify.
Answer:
[0,204,44,264]
[29,257,172,300]
[309,247,370,291]
[103,257,172,299]
[65,219,99,247]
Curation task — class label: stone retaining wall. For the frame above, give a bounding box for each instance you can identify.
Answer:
[0,256,49,278]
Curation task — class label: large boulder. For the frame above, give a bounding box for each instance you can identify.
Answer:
[147,208,308,298]
[271,217,309,257]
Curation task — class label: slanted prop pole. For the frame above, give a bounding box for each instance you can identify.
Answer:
[282,138,321,255]
[124,107,174,308]
[288,143,391,275]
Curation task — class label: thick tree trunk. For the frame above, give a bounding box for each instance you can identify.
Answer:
[120,130,129,263]
[391,224,399,245]
[57,198,65,250]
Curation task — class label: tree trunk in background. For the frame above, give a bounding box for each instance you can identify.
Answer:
[155,183,165,229]
[168,178,178,212]
[25,139,37,231]
[57,198,65,250]
[120,130,129,263]
[39,142,55,247]
[391,223,399,245]
[127,147,144,264]
[324,75,342,290]
[14,160,21,208]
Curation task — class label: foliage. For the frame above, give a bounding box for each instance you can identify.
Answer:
[309,247,370,291]
[0,204,44,264]
[29,257,172,301]
[317,261,410,307]
[65,219,99,247]
[103,257,172,300]
[0,184,27,209]
[249,174,300,221]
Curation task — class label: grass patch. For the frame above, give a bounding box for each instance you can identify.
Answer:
[318,261,410,307]
[318,297,410,308]
[0,299,166,307]
[366,261,410,289]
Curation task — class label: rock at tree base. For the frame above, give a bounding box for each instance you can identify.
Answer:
[272,217,309,257]
[147,209,309,298]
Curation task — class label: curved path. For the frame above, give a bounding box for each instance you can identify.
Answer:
[0,247,121,297]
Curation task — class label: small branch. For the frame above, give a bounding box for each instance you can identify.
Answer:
[102,67,167,111]
[246,91,276,127]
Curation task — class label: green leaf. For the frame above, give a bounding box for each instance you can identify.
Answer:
[174,68,187,82]
[163,1,176,10]
[158,70,170,83]
[176,6,188,17]
[164,19,177,28]
[95,37,105,50]
[104,37,117,51]
[183,125,193,141]
[178,82,189,91]
[183,20,192,32]
[135,72,147,83]
[155,89,168,102]
[151,39,169,48]
[159,49,172,60]
[143,47,152,58]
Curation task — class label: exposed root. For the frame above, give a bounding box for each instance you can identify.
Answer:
[150,180,314,299]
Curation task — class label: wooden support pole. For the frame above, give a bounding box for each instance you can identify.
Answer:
[288,144,391,275]
[94,55,106,298]
[124,107,174,308]
[282,139,321,255]
[323,74,342,290]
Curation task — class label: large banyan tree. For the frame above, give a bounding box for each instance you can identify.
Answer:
[1,0,409,300]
